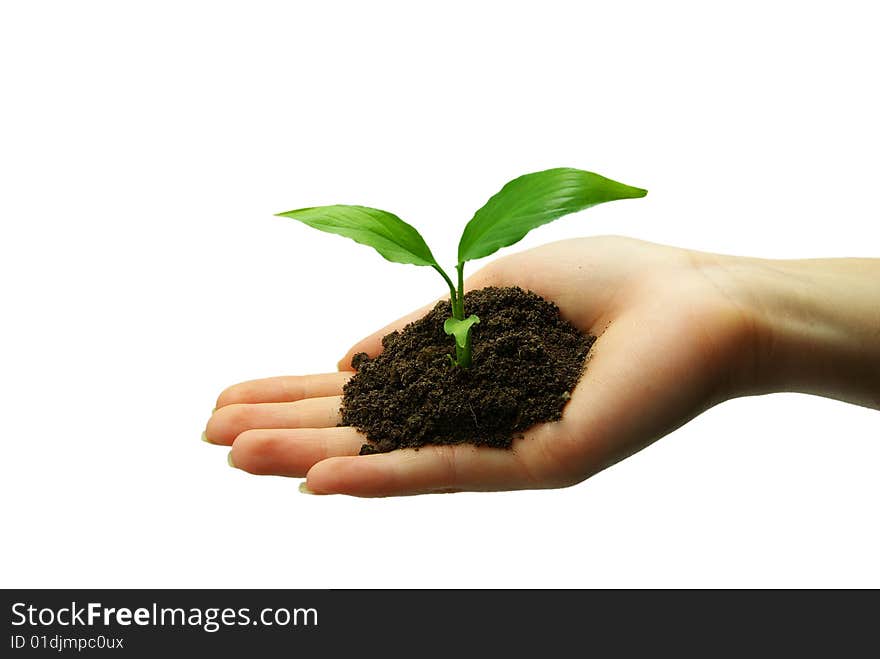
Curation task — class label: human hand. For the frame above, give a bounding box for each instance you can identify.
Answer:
[204,236,880,495]
[204,236,766,495]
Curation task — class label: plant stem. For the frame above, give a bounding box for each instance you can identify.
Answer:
[455,263,465,318]
[433,264,458,308]
[434,263,473,368]
[454,262,473,368]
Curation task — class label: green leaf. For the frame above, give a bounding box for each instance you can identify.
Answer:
[443,314,480,349]
[458,168,647,263]
[276,205,439,267]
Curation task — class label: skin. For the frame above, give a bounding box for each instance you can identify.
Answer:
[204,236,880,496]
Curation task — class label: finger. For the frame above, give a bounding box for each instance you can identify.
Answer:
[303,438,561,497]
[215,372,353,409]
[204,396,343,445]
[337,302,437,370]
[230,427,364,477]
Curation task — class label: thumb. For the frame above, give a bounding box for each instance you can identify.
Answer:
[337,300,439,370]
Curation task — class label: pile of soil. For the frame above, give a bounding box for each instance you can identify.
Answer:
[342,286,595,454]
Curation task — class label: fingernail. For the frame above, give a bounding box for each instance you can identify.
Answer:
[201,431,211,443]
[299,482,318,495]
[227,451,236,468]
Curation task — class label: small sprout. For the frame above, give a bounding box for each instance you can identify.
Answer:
[278,168,646,368]
[443,314,480,368]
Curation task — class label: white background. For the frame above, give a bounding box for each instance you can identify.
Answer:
[2,1,878,588]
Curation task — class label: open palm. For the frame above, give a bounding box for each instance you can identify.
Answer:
[204,237,754,496]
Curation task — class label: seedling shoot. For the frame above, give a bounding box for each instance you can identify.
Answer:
[277,168,646,367]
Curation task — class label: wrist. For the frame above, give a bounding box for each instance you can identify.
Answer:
[708,254,880,408]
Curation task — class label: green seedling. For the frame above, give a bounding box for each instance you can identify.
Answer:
[278,167,646,368]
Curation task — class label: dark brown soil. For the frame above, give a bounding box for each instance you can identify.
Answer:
[342,286,594,454]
